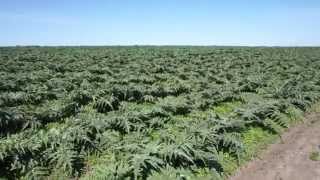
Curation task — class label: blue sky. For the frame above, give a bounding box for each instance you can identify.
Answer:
[1,0,320,46]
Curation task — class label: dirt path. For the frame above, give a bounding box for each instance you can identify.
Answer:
[229,111,320,180]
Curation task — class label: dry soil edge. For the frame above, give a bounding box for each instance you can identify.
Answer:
[229,108,320,180]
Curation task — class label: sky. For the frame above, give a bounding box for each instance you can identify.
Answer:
[0,0,320,46]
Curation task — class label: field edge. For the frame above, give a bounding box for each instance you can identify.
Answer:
[223,102,320,179]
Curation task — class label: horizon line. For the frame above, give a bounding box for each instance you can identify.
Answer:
[1,44,320,48]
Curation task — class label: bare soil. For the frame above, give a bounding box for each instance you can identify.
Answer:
[229,111,320,180]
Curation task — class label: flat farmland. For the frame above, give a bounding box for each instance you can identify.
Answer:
[1,47,320,179]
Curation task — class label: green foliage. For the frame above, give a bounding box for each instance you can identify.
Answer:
[0,47,319,179]
[157,96,192,115]
[93,96,119,113]
[148,166,222,180]
[310,151,320,161]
